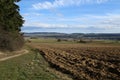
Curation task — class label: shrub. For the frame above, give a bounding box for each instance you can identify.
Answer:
[57,39,61,42]
[0,32,24,51]
[77,39,86,43]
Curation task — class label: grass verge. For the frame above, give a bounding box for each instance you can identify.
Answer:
[0,49,61,80]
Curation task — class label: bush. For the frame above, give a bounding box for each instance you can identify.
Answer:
[77,39,86,43]
[0,32,24,51]
[57,39,61,42]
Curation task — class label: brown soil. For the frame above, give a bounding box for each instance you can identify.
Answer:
[28,43,120,80]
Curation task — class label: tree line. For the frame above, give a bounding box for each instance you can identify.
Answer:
[0,0,24,51]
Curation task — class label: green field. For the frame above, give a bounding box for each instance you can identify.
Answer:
[27,38,120,46]
[27,38,75,44]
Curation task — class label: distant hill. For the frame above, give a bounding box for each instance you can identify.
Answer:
[24,32,120,40]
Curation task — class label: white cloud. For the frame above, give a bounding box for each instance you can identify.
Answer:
[33,0,109,10]
[24,21,89,28]
[22,13,42,17]
[92,14,120,28]
[24,22,68,28]
[23,13,120,30]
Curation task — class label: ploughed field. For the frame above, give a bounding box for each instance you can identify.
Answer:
[29,43,120,80]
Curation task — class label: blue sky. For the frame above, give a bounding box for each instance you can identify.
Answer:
[18,0,120,33]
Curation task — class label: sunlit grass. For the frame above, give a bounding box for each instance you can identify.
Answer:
[0,49,61,80]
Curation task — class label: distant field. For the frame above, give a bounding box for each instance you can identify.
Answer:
[26,37,120,45]
[27,38,120,80]
[26,38,76,44]
[28,38,57,43]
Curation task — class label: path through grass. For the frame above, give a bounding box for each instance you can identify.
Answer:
[0,49,62,80]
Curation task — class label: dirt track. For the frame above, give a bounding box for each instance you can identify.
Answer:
[0,49,29,62]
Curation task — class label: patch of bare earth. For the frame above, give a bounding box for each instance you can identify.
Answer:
[0,52,3,55]
[28,43,120,80]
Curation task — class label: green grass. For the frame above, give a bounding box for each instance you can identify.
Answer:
[28,38,76,44]
[29,38,120,46]
[0,49,61,80]
[93,40,120,45]
[29,38,57,43]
